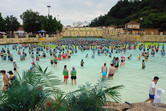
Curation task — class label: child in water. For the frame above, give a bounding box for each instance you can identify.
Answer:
[128,54,132,60]
[120,56,125,66]
[50,59,53,65]
[109,51,111,57]
[85,54,88,58]
[92,54,95,58]
[161,50,165,57]
[53,56,58,66]
[13,61,18,72]
[138,54,141,60]
[81,59,84,67]
[142,60,145,69]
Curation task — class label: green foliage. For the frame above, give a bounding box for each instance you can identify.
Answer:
[89,0,166,29]
[20,9,63,33]
[41,15,62,34]
[142,13,166,29]
[0,65,123,111]
[34,64,62,96]
[63,81,123,111]
[5,15,20,34]
[0,64,62,111]
[0,13,6,31]
[20,9,42,33]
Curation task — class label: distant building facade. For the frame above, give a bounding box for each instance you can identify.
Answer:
[63,26,124,37]
[125,21,140,29]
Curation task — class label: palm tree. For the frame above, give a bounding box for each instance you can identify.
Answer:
[0,64,62,111]
[61,81,123,111]
[0,64,123,111]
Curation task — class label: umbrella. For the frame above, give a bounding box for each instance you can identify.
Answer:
[38,30,46,33]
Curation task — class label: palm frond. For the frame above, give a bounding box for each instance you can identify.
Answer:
[104,85,124,103]
[63,80,123,111]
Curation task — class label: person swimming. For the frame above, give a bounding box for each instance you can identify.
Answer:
[85,54,88,58]
[128,54,132,60]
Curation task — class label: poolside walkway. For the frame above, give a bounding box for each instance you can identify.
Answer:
[103,102,166,111]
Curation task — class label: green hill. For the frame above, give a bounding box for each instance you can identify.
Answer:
[89,0,166,29]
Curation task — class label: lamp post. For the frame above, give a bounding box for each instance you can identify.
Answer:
[57,15,59,21]
[47,5,51,17]
[140,18,143,28]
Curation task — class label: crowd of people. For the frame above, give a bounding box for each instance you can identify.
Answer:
[0,38,165,103]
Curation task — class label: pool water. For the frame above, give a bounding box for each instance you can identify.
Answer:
[0,41,166,103]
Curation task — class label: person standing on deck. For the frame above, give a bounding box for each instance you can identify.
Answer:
[144,76,159,104]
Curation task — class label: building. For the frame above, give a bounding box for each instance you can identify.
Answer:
[125,21,140,29]
[63,27,104,37]
[14,27,25,36]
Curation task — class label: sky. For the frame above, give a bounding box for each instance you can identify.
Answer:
[0,0,119,26]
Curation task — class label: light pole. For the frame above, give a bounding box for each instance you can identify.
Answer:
[47,5,51,17]
[57,15,59,21]
[140,18,143,28]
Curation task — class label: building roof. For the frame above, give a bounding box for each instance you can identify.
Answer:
[126,21,140,25]
[116,25,125,28]
[17,27,24,31]
[108,25,117,28]
[66,25,72,27]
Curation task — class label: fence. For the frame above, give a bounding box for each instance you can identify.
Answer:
[0,34,63,44]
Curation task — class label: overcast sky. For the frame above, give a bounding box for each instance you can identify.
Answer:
[0,0,119,26]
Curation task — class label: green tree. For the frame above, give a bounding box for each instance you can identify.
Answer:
[56,21,63,32]
[5,15,20,35]
[41,15,58,34]
[21,10,63,34]
[20,9,42,33]
[89,0,166,29]
[0,13,6,31]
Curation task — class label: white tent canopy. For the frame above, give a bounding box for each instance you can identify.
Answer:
[0,31,6,35]
[15,31,24,34]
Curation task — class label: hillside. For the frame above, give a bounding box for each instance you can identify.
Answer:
[89,0,166,29]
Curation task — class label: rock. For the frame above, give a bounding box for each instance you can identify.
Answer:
[104,102,166,111]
